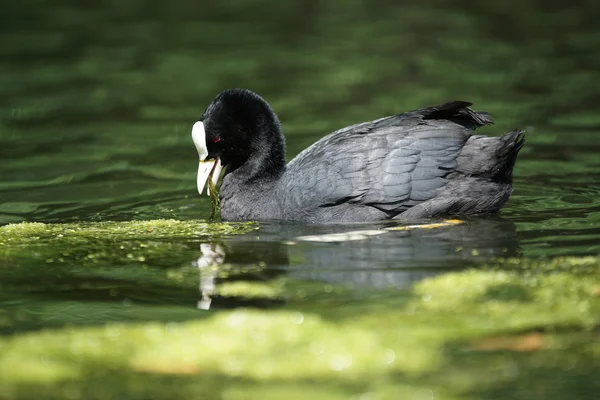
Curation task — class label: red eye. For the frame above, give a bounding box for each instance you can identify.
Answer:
[213,137,221,143]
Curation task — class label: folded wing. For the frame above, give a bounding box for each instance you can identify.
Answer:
[281,101,493,217]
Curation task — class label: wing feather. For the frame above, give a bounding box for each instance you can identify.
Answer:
[279,102,490,216]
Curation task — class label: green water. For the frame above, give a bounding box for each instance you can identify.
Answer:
[1,1,600,399]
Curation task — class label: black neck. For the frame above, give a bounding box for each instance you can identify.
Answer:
[225,108,286,182]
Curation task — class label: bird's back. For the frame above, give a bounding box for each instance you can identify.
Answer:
[277,101,524,222]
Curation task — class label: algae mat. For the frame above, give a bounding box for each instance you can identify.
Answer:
[1,220,599,400]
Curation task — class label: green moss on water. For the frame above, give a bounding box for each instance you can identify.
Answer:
[410,270,598,332]
[0,220,260,334]
[0,220,257,244]
[483,256,600,275]
[0,263,598,400]
[216,280,284,299]
[0,220,257,267]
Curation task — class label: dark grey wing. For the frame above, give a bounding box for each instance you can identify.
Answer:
[279,102,493,217]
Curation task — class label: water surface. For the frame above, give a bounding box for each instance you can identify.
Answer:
[1,1,599,399]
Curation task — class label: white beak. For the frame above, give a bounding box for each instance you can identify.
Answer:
[192,121,222,196]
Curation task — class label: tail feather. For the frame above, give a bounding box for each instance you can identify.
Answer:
[493,130,526,183]
[418,101,494,129]
[455,130,526,184]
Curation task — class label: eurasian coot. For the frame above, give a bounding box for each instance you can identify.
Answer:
[192,89,525,222]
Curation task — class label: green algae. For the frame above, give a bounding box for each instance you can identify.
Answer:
[0,219,257,244]
[207,177,222,221]
[483,256,600,275]
[216,280,284,299]
[0,220,257,267]
[411,270,598,332]
[0,260,598,400]
[0,220,260,334]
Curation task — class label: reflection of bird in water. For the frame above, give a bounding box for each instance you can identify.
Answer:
[194,240,289,310]
[195,217,520,309]
[288,217,520,289]
[196,243,225,310]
